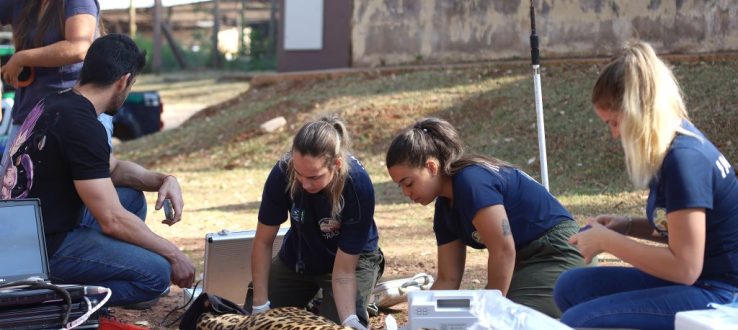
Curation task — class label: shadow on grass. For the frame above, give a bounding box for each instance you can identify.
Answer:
[190,201,261,213]
[118,65,531,172]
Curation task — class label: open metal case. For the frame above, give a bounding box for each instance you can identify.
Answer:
[185,227,288,306]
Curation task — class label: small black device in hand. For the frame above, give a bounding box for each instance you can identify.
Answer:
[163,199,174,221]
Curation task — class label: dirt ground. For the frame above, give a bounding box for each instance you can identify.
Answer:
[108,236,458,329]
[109,251,620,329]
[105,64,653,329]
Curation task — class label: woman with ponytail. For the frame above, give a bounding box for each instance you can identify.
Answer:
[251,115,382,329]
[553,41,738,329]
[385,117,584,318]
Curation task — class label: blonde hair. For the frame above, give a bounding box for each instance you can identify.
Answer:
[286,115,352,220]
[592,41,692,188]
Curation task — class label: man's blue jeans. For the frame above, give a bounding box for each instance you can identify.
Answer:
[48,187,171,306]
[554,266,738,330]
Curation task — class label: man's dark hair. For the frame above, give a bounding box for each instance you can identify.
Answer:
[79,34,146,87]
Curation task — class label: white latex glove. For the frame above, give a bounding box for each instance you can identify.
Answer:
[252,300,270,314]
[342,314,368,330]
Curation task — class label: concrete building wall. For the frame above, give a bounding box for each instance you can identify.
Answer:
[352,0,738,67]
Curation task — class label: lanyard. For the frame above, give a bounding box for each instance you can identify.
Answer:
[293,194,306,274]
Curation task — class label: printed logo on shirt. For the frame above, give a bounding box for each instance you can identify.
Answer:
[290,206,304,224]
[652,208,669,238]
[471,231,483,244]
[318,217,341,239]
[715,154,732,179]
[1,101,46,200]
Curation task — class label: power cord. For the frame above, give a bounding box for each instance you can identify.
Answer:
[62,287,111,329]
[0,279,73,325]
[160,280,203,328]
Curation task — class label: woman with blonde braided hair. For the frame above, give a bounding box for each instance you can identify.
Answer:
[554,41,738,329]
[251,115,382,329]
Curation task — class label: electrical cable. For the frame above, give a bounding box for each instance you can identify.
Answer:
[0,279,73,325]
[62,288,111,330]
[160,280,203,328]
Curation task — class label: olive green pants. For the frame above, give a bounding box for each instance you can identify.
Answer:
[266,249,384,325]
[508,220,585,318]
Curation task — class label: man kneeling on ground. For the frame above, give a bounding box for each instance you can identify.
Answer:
[0,34,195,307]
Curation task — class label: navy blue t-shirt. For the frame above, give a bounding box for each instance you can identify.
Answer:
[258,155,379,275]
[646,121,738,286]
[0,0,100,124]
[434,164,572,249]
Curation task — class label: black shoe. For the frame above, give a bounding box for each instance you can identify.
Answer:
[121,287,170,310]
[121,297,160,310]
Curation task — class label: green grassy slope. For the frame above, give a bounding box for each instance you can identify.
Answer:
[119,60,738,197]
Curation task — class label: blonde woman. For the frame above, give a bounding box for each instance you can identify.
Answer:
[251,115,382,329]
[554,41,738,329]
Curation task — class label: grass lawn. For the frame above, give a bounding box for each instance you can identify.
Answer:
[113,58,738,328]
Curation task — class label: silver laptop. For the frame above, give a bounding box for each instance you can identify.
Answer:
[0,199,88,306]
[0,199,100,328]
[0,199,49,284]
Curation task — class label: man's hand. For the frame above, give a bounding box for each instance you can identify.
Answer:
[169,250,196,288]
[156,175,183,225]
[75,177,195,288]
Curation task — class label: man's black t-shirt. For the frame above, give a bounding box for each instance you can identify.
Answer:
[6,90,110,255]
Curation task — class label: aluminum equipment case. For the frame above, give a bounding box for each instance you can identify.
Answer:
[201,228,288,305]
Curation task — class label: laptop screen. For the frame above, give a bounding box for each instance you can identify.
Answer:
[0,199,49,283]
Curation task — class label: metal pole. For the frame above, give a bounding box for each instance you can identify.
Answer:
[530,2,549,190]
[153,0,162,74]
[239,0,247,56]
[268,0,277,59]
[129,0,137,38]
[211,0,221,68]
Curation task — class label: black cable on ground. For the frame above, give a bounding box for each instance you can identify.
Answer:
[160,280,203,328]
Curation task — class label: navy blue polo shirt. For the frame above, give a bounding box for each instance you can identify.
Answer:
[258,155,379,275]
[647,121,738,285]
[434,164,572,250]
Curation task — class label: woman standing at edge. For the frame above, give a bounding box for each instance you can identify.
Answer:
[554,41,738,329]
[385,117,584,318]
[251,115,383,329]
[0,0,108,149]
